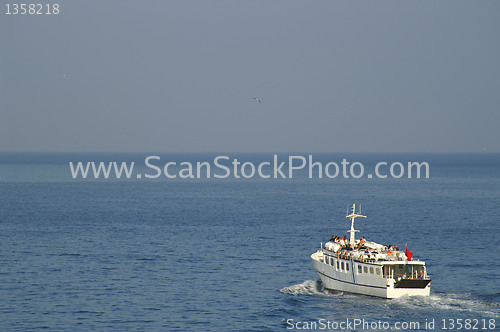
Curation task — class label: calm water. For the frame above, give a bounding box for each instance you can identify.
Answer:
[1,153,499,331]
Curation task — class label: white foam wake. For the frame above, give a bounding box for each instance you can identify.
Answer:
[280,280,323,296]
[280,280,342,296]
[391,292,499,318]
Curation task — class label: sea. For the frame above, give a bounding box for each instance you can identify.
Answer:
[0,153,499,331]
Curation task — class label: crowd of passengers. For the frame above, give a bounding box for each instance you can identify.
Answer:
[329,235,399,253]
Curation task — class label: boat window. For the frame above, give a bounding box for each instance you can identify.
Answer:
[336,261,339,269]
[330,257,334,266]
[358,265,362,274]
[346,263,349,271]
[324,257,327,264]
[376,268,381,275]
[363,266,368,273]
[370,267,374,274]
[341,262,345,270]
[393,264,410,277]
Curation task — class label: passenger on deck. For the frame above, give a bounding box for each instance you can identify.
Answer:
[359,236,366,247]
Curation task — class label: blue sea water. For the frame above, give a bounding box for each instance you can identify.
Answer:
[0,153,499,331]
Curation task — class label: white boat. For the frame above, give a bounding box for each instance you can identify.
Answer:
[311,203,431,298]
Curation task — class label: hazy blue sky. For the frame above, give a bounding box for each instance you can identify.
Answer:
[1,1,499,152]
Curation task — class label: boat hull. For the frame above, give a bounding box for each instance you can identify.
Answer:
[312,252,430,299]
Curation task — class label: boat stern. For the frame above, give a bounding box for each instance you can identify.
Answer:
[385,278,431,298]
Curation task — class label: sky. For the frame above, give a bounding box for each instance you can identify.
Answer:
[1,0,499,152]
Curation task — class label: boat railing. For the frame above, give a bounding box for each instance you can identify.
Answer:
[392,272,428,279]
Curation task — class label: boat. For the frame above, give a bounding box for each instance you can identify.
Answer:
[311,203,431,298]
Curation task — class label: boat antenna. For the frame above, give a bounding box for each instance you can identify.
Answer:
[346,202,366,248]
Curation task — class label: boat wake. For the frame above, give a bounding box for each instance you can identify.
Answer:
[280,280,343,297]
[390,292,500,319]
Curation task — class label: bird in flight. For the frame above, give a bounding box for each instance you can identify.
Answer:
[252,97,262,103]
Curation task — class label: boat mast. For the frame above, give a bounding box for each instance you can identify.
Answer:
[346,203,366,247]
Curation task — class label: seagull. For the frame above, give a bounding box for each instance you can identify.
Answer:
[252,97,262,103]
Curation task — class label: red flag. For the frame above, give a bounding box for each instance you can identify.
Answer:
[405,246,413,261]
